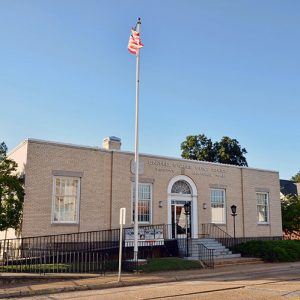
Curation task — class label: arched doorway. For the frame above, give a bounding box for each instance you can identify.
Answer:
[167,175,198,238]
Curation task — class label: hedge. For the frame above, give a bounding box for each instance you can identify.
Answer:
[233,240,300,262]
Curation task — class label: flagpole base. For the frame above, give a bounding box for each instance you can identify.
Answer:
[134,250,138,261]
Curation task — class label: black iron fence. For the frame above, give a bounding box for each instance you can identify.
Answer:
[0,224,174,274]
[201,223,235,249]
[198,244,214,269]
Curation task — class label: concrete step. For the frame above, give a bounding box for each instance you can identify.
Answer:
[189,246,228,252]
[196,238,220,243]
[213,251,232,256]
[214,253,241,259]
[184,253,241,261]
[191,241,223,246]
[179,238,241,261]
[189,249,230,256]
[194,244,225,249]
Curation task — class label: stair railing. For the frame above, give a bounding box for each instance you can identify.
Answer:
[201,223,235,249]
[198,243,214,268]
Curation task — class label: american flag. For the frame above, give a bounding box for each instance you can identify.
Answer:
[128,29,144,55]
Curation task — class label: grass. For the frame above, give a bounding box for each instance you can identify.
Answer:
[0,264,70,272]
[234,240,300,262]
[138,257,202,273]
[0,260,118,273]
[0,258,202,273]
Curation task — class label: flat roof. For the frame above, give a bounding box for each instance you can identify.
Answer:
[9,138,279,174]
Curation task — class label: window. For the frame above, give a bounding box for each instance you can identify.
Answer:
[211,189,226,224]
[171,180,191,194]
[132,183,152,223]
[52,176,80,223]
[256,192,269,223]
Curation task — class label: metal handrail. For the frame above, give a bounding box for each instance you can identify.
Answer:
[201,223,235,249]
[198,243,214,269]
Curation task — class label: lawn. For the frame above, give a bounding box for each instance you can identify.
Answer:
[138,257,202,273]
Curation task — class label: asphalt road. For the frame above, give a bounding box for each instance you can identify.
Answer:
[14,264,300,300]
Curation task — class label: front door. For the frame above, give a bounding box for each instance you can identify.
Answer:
[171,202,191,238]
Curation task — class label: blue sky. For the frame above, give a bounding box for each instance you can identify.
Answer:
[1,1,299,180]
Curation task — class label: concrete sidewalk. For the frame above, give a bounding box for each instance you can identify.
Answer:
[1,262,300,299]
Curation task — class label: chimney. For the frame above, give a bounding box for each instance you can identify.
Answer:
[102,136,121,151]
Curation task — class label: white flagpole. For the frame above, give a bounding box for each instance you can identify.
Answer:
[133,17,141,262]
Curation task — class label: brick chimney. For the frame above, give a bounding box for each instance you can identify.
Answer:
[102,136,121,150]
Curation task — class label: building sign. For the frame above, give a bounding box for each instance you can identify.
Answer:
[124,227,164,247]
[147,159,227,178]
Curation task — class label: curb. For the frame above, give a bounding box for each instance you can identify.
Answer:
[0,277,176,299]
[2,261,297,299]
[0,270,261,299]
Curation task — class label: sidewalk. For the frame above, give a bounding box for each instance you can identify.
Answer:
[1,262,300,299]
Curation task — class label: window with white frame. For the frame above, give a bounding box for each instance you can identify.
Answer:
[132,183,152,223]
[210,189,226,224]
[52,176,80,223]
[256,192,269,223]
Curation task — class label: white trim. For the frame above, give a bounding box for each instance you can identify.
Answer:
[256,192,270,225]
[131,182,152,224]
[51,176,81,225]
[210,188,226,225]
[167,175,198,238]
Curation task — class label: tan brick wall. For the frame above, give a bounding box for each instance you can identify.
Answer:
[110,152,282,238]
[18,139,282,238]
[22,141,112,237]
[242,168,282,237]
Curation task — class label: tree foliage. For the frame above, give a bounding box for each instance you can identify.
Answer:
[0,142,24,232]
[291,171,300,183]
[281,195,300,234]
[180,134,216,162]
[181,134,248,166]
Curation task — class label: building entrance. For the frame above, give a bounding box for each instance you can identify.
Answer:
[171,201,191,238]
[168,176,198,239]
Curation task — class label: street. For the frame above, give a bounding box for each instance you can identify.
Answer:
[14,263,300,300]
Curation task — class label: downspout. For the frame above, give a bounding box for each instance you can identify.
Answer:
[241,168,245,237]
[110,151,114,229]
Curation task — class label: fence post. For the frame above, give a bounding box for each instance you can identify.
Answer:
[118,208,126,282]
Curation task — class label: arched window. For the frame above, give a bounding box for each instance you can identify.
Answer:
[171,180,191,195]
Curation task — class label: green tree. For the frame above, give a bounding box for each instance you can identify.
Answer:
[291,171,300,183]
[281,195,300,234]
[215,136,248,167]
[180,134,248,167]
[181,134,216,162]
[0,142,24,232]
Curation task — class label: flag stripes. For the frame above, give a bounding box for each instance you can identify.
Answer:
[128,29,144,55]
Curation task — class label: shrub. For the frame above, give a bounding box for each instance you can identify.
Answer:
[234,240,300,262]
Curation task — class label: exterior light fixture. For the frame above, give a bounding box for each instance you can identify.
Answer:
[184,202,191,215]
[231,205,237,215]
[230,204,237,241]
[183,202,191,257]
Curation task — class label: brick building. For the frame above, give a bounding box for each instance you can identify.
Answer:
[5,137,282,239]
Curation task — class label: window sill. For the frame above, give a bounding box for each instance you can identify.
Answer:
[257,222,270,226]
[131,222,151,225]
[51,222,79,226]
